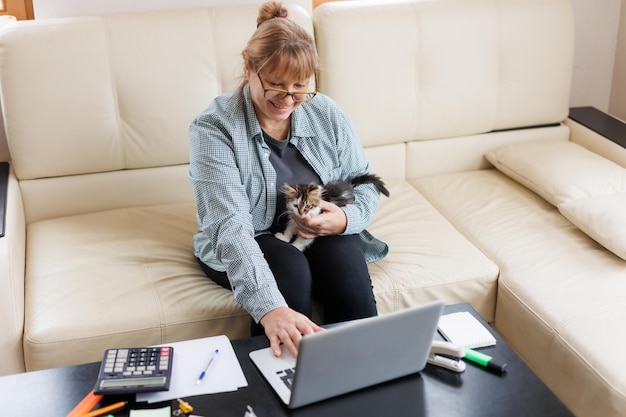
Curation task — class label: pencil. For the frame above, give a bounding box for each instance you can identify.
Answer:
[66,390,103,417]
[81,400,127,417]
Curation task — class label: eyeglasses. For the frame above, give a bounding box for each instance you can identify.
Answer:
[257,72,317,103]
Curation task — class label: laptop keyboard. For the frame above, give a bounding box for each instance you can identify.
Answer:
[277,367,296,390]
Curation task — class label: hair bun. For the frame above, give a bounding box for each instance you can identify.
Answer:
[257,1,288,27]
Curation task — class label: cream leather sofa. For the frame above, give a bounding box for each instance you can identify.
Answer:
[1,1,625,416]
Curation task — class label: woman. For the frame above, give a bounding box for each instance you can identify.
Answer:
[188,1,387,358]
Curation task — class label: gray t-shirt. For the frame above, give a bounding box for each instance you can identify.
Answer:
[263,130,321,234]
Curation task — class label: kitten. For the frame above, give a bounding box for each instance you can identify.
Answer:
[275,173,389,251]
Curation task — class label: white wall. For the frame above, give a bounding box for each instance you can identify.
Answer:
[569,0,622,112]
[609,0,626,120]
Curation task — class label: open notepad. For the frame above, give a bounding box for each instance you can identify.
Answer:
[437,311,496,349]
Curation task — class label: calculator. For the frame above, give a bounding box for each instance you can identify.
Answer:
[94,346,174,395]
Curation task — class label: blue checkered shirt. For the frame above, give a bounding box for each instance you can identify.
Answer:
[188,84,388,322]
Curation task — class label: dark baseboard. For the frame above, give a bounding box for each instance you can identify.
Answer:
[569,107,626,149]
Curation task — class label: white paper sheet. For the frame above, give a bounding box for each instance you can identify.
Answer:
[136,335,248,403]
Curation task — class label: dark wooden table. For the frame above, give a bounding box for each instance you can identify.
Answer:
[0,303,573,417]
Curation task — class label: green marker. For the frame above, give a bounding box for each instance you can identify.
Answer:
[464,348,507,374]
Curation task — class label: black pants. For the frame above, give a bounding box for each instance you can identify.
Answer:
[198,234,377,335]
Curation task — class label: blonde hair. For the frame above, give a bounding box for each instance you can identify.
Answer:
[242,1,318,82]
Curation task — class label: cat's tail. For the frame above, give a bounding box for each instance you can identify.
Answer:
[350,173,390,197]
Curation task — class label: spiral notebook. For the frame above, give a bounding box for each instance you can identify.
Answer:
[437,312,496,349]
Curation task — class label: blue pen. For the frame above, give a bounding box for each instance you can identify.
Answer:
[195,348,219,385]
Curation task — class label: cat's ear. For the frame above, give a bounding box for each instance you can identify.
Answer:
[308,184,323,199]
[282,184,297,199]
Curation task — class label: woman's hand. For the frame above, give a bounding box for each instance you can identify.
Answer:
[260,307,324,358]
[291,200,347,238]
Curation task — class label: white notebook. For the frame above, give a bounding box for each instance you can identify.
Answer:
[437,311,496,349]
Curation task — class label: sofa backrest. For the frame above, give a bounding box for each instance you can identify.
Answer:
[31,0,312,19]
[0,0,576,221]
[0,3,311,222]
[1,4,312,181]
[314,0,575,175]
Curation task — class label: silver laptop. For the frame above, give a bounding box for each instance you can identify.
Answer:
[249,300,444,409]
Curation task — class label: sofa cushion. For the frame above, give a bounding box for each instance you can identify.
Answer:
[485,140,626,260]
[366,180,500,321]
[24,203,250,371]
[484,140,626,206]
[559,194,626,260]
[24,180,501,371]
[413,169,626,417]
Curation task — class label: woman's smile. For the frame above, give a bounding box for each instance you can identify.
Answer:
[268,98,294,111]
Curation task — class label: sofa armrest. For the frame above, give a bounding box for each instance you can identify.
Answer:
[0,162,26,375]
[569,107,626,148]
[567,107,626,167]
[0,162,8,237]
